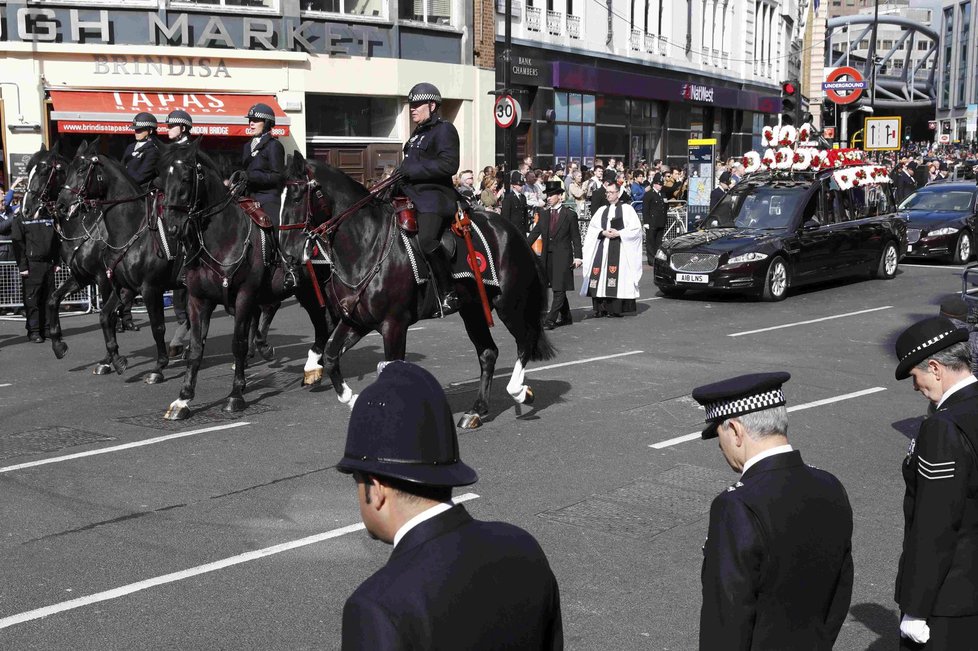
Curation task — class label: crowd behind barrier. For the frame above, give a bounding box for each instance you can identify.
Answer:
[0,242,95,316]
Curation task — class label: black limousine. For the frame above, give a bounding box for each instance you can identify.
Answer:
[653,169,906,301]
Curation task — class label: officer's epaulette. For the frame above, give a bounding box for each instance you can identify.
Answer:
[725,480,745,492]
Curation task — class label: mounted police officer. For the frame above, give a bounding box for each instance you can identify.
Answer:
[166,109,193,146]
[122,112,160,188]
[399,82,461,316]
[164,109,193,357]
[241,103,285,227]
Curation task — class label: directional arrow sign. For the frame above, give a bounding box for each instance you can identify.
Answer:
[864,116,902,151]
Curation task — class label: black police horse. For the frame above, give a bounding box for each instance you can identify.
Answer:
[157,140,336,419]
[282,152,556,428]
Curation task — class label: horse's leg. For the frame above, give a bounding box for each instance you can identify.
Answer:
[224,295,257,413]
[141,284,169,385]
[323,320,368,408]
[493,301,536,406]
[255,301,279,361]
[457,303,499,429]
[165,293,214,420]
[47,274,79,359]
[296,290,332,386]
[96,287,132,375]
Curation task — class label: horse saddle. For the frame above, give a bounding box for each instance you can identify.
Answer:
[238,197,272,229]
[393,196,417,235]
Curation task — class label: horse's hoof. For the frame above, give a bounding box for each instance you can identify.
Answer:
[113,356,128,375]
[457,412,483,429]
[144,372,164,385]
[164,401,190,420]
[223,396,246,413]
[258,344,274,361]
[523,387,534,406]
[52,340,68,359]
[303,368,323,386]
[93,363,113,375]
[167,345,184,359]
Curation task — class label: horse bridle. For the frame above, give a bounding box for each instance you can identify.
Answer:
[162,156,233,222]
[26,159,65,215]
[281,168,331,234]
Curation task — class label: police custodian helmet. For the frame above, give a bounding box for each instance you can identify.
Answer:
[246,103,276,127]
[166,109,193,128]
[407,82,442,105]
[131,112,158,131]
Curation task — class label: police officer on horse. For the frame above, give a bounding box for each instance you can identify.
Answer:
[164,109,193,356]
[241,103,286,227]
[399,82,461,316]
[123,112,160,188]
[166,109,193,145]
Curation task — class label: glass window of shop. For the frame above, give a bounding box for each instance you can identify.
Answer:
[553,92,662,167]
[554,92,596,167]
[958,2,970,106]
[300,0,385,16]
[941,7,953,109]
[399,0,453,26]
[306,95,399,139]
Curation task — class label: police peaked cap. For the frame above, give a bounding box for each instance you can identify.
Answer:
[336,361,478,487]
[894,316,970,380]
[408,82,442,105]
[166,110,193,128]
[692,372,790,439]
[510,171,525,186]
[131,112,158,130]
[246,103,276,125]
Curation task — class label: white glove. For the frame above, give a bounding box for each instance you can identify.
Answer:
[899,615,930,644]
[643,224,649,230]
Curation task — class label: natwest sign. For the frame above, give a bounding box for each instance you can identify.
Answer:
[682,84,715,103]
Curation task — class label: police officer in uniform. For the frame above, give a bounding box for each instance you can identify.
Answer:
[122,112,160,187]
[642,173,668,266]
[166,109,193,146]
[241,103,285,227]
[692,372,854,650]
[337,361,563,650]
[500,171,528,234]
[398,83,462,316]
[893,316,978,649]
[11,202,59,342]
[165,109,193,357]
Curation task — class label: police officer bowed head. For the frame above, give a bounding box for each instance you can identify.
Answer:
[399,83,461,316]
[166,110,193,145]
[123,112,160,187]
[242,102,285,227]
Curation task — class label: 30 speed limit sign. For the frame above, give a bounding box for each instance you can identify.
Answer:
[494,95,521,129]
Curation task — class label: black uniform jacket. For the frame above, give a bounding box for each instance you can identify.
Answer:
[527,205,582,292]
[398,116,461,216]
[500,189,528,233]
[896,380,978,618]
[11,211,58,272]
[122,139,160,187]
[700,451,854,651]
[341,505,563,650]
[241,133,286,224]
[643,187,668,228]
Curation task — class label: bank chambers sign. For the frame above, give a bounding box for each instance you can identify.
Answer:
[0,7,395,58]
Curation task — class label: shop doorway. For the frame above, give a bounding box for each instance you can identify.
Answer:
[308,143,403,186]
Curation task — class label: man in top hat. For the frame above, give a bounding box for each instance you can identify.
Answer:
[527,180,583,330]
[398,82,462,316]
[892,316,978,650]
[642,173,668,266]
[692,372,854,650]
[122,112,160,188]
[500,171,528,234]
[337,361,563,650]
[240,103,286,228]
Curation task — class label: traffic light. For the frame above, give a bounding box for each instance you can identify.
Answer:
[780,80,802,127]
[821,99,836,127]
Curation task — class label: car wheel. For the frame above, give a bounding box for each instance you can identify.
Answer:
[952,230,973,264]
[760,257,789,302]
[660,286,686,298]
[873,241,899,279]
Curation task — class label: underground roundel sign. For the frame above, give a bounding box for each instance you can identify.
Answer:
[494,95,521,129]
[823,66,866,105]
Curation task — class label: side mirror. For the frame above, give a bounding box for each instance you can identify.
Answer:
[802,219,820,231]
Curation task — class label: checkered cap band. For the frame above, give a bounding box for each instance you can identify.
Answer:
[704,388,785,422]
[900,329,957,362]
[410,92,440,103]
[133,120,156,129]
[248,110,274,120]
[167,116,192,127]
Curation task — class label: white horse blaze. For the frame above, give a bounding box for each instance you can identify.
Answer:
[506,360,528,403]
[304,349,323,372]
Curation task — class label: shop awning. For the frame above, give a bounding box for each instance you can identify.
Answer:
[49,91,290,137]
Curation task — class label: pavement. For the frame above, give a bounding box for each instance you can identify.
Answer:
[0,260,971,650]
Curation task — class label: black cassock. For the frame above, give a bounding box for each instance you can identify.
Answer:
[342,505,563,650]
[700,450,853,651]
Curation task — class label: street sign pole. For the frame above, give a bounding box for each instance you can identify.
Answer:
[502,0,512,193]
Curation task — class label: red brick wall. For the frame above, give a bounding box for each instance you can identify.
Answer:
[474,0,496,70]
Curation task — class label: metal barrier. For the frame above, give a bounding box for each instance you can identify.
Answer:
[0,242,94,315]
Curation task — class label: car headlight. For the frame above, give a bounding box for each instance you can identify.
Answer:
[927,227,959,237]
[655,249,668,261]
[727,252,769,264]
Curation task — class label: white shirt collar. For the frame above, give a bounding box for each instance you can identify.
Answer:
[393,502,454,548]
[937,374,978,409]
[741,444,794,477]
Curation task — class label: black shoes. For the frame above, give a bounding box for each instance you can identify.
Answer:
[28,333,44,344]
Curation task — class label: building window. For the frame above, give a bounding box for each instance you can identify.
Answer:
[399,0,453,26]
[942,7,953,109]
[554,92,596,166]
[300,0,385,17]
[958,2,970,105]
[306,95,399,139]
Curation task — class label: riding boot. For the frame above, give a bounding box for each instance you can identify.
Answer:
[426,247,460,317]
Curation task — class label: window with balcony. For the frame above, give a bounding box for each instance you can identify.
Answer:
[301,0,385,17]
[399,0,453,26]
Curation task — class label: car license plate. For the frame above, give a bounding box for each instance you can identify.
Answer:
[677,273,708,284]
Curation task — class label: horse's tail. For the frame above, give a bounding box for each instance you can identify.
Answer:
[521,261,558,362]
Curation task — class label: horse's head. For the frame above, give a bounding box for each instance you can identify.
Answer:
[56,138,107,218]
[23,143,68,217]
[159,139,205,230]
[282,151,333,229]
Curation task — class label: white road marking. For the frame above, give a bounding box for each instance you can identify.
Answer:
[636,297,663,303]
[0,422,251,474]
[727,306,893,337]
[901,263,968,270]
[0,383,11,387]
[649,387,887,449]
[448,351,645,387]
[0,493,480,630]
